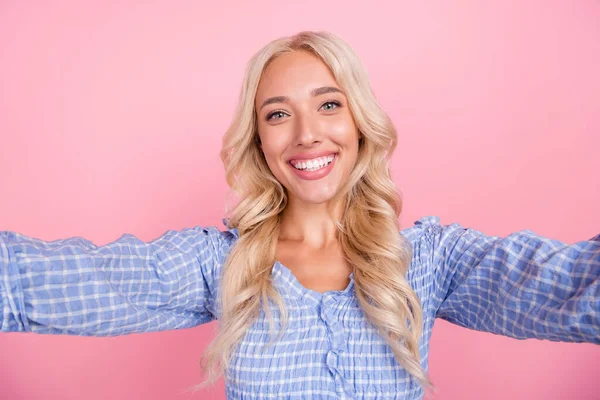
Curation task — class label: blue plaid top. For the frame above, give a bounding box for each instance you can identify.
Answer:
[1,216,599,399]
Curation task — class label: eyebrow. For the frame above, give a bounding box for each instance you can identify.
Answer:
[258,86,344,110]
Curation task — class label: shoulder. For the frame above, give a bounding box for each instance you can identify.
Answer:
[399,215,468,277]
[400,215,477,247]
[400,215,444,243]
[191,221,239,263]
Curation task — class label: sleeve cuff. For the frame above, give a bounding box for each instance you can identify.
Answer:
[0,232,30,332]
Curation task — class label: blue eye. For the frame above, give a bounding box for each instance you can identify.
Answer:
[320,101,340,111]
[266,110,288,121]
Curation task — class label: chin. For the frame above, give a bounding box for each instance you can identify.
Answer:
[299,195,333,205]
[277,167,348,206]
[291,185,340,205]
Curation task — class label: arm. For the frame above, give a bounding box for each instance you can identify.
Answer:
[0,225,233,336]
[415,216,599,343]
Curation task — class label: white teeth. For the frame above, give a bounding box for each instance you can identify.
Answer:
[290,154,336,171]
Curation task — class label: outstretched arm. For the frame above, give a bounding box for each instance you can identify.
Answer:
[415,216,599,343]
[0,225,231,336]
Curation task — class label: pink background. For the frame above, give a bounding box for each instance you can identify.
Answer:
[0,1,599,399]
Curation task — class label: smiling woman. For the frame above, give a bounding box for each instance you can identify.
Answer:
[205,31,433,397]
[1,29,599,400]
[256,51,360,205]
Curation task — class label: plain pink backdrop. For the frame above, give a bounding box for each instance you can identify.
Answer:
[0,1,598,399]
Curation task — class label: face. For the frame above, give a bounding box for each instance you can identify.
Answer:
[255,51,360,205]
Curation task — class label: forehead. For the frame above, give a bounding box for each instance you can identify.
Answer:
[255,51,339,102]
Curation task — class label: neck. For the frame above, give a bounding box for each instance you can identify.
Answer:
[278,195,344,249]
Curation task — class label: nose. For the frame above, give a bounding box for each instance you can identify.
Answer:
[292,113,322,147]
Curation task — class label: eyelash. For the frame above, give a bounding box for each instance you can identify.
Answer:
[266,100,342,121]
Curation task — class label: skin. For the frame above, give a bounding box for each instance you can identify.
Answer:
[254,50,360,292]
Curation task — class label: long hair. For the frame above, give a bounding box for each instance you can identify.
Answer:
[194,31,435,392]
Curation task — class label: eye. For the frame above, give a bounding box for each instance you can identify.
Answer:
[266,110,289,121]
[319,101,341,111]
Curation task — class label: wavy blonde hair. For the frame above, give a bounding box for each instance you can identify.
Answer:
[192,31,435,393]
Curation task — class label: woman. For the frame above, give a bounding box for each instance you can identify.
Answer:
[0,31,598,400]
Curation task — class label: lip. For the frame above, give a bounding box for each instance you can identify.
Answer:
[287,153,337,181]
[287,150,338,162]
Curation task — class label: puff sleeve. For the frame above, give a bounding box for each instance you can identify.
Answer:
[0,225,235,336]
[415,216,599,343]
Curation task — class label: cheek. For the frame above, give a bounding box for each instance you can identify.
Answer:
[327,117,359,149]
[258,136,288,175]
[258,124,296,161]
[259,125,291,152]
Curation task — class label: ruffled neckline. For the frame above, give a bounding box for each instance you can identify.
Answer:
[272,260,355,307]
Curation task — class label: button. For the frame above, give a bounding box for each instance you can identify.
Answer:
[319,306,327,322]
[326,349,339,371]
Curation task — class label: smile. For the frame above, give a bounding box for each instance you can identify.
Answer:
[287,153,338,181]
[289,154,336,171]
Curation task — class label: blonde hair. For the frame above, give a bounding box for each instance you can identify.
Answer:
[192,31,435,393]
